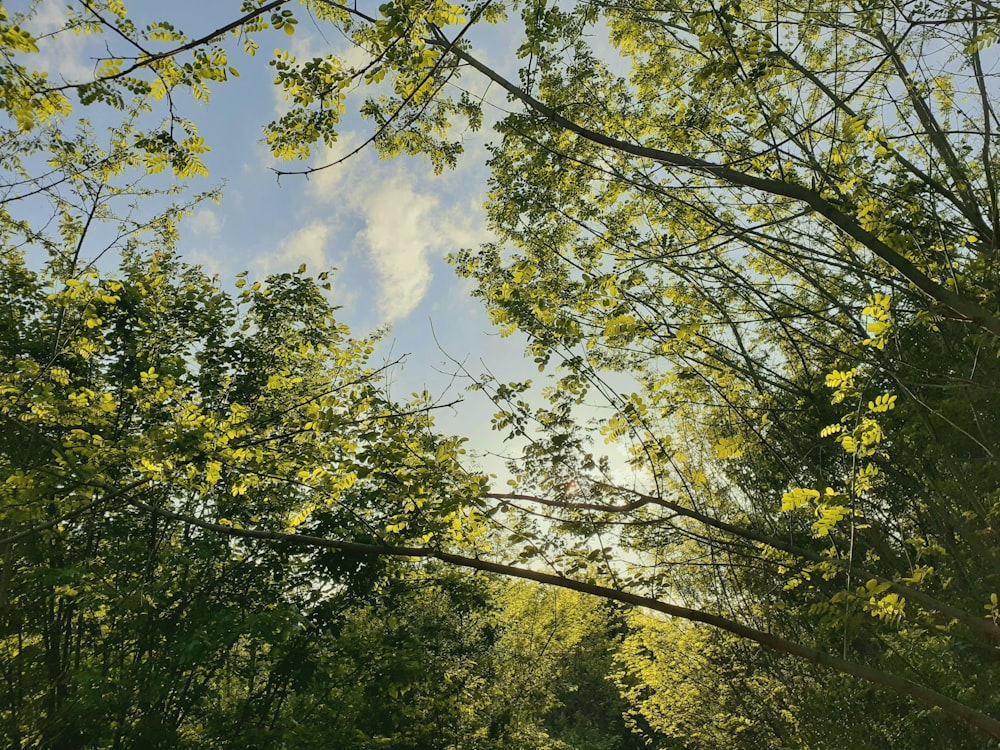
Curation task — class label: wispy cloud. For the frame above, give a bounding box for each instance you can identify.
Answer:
[270,220,334,273]
[28,4,92,83]
[305,132,364,198]
[188,208,223,236]
[359,173,439,320]
[305,139,492,320]
[270,219,364,310]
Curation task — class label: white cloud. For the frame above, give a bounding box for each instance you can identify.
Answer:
[335,40,373,74]
[438,193,493,249]
[360,174,439,320]
[188,208,223,236]
[29,4,92,83]
[292,118,497,320]
[260,220,360,311]
[265,221,334,275]
[185,249,225,281]
[305,131,365,198]
[304,142,493,321]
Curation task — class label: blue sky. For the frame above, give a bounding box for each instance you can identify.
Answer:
[19,0,546,476]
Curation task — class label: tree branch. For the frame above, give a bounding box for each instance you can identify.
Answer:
[430,32,1000,338]
[486,488,1000,643]
[130,496,1000,740]
[44,0,293,92]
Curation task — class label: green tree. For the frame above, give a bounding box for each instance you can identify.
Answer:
[0,224,482,745]
[196,564,499,750]
[452,0,1000,742]
[7,0,1000,744]
[466,582,641,750]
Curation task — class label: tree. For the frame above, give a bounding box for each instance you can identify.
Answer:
[467,582,641,750]
[6,0,1000,743]
[0,220,481,744]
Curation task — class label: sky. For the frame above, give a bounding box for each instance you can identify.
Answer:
[19,0,551,478]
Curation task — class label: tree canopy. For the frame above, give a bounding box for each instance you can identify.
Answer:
[4,0,1000,746]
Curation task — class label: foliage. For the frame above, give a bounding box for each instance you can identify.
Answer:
[466,583,641,750]
[0,232,481,745]
[6,0,1000,745]
[615,613,987,750]
[449,0,1000,743]
[615,615,806,749]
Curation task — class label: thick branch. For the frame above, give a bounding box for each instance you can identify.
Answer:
[45,0,292,92]
[132,497,1000,740]
[0,477,153,546]
[431,33,1000,338]
[486,489,1000,643]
